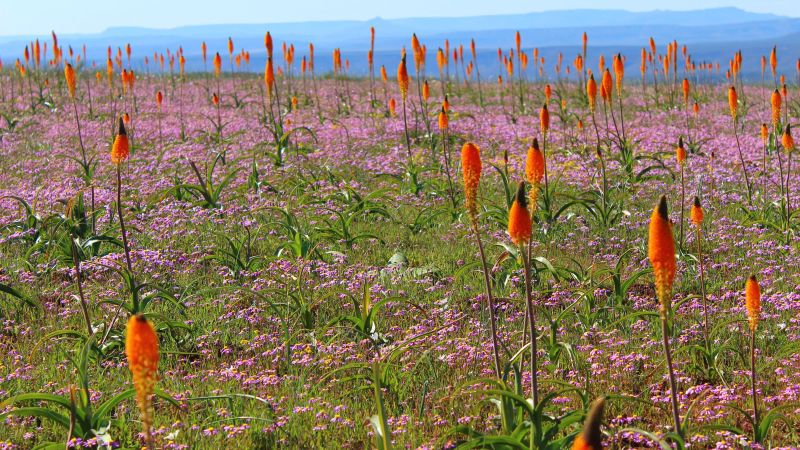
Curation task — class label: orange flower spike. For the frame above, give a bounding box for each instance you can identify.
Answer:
[291,96,298,111]
[783,124,794,151]
[212,92,219,107]
[123,113,131,124]
[227,37,234,55]
[526,138,545,186]
[676,137,687,166]
[693,102,699,116]
[681,78,690,105]
[442,95,450,112]
[571,398,605,450]
[771,89,782,128]
[265,32,273,58]
[540,104,550,134]
[437,107,448,130]
[582,32,588,56]
[690,196,703,226]
[380,65,388,83]
[397,55,409,100]
[613,53,624,94]
[125,314,160,441]
[770,46,777,78]
[156,91,163,109]
[461,142,482,218]
[201,42,207,63]
[264,57,275,96]
[422,80,430,102]
[64,63,76,99]
[110,118,130,165]
[106,58,114,85]
[728,86,738,121]
[760,123,769,145]
[648,196,677,313]
[508,182,532,245]
[587,74,597,111]
[388,98,396,116]
[544,84,552,103]
[601,69,613,103]
[213,52,222,77]
[745,275,761,331]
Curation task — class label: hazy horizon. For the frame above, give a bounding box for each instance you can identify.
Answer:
[2,5,799,80]
[1,1,799,37]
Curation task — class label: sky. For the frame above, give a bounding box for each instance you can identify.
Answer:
[0,0,798,36]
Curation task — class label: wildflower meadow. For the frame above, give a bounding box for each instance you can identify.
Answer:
[0,26,799,449]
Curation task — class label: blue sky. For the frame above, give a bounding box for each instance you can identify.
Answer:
[0,0,798,36]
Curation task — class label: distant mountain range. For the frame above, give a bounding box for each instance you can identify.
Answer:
[1,7,798,80]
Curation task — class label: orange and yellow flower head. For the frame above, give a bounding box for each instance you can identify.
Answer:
[125,314,159,439]
[213,52,222,77]
[587,74,597,111]
[745,275,761,331]
[648,196,676,314]
[64,63,76,99]
[540,104,550,134]
[461,142,482,219]
[783,124,795,151]
[690,196,703,226]
[110,118,130,165]
[676,137,687,166]
[728,86,738,120]
[508,182,532,245]
[438,107,448,130]
[526,138,545,187]
[771,89,782,128]
[397,55,409,100]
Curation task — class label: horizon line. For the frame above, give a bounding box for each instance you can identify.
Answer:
[0,6,792,39]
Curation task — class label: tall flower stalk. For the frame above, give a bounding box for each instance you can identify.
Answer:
[676,138,687,249]
[682,78,691,142]
[438,106,457,210]
[729,86,753,205]
[648,195,681,437]
[782,125,794,243]
[745,275,761,430]
[462,142,501,379]
[64,63,97,234]
[507,182,537,405]
[156,91,163,153]
[690,197,709,350]
[613,53,627,142]
[111,118,133,272]
[398,54,411,159]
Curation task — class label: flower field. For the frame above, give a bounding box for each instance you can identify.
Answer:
[0,32,799,449]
